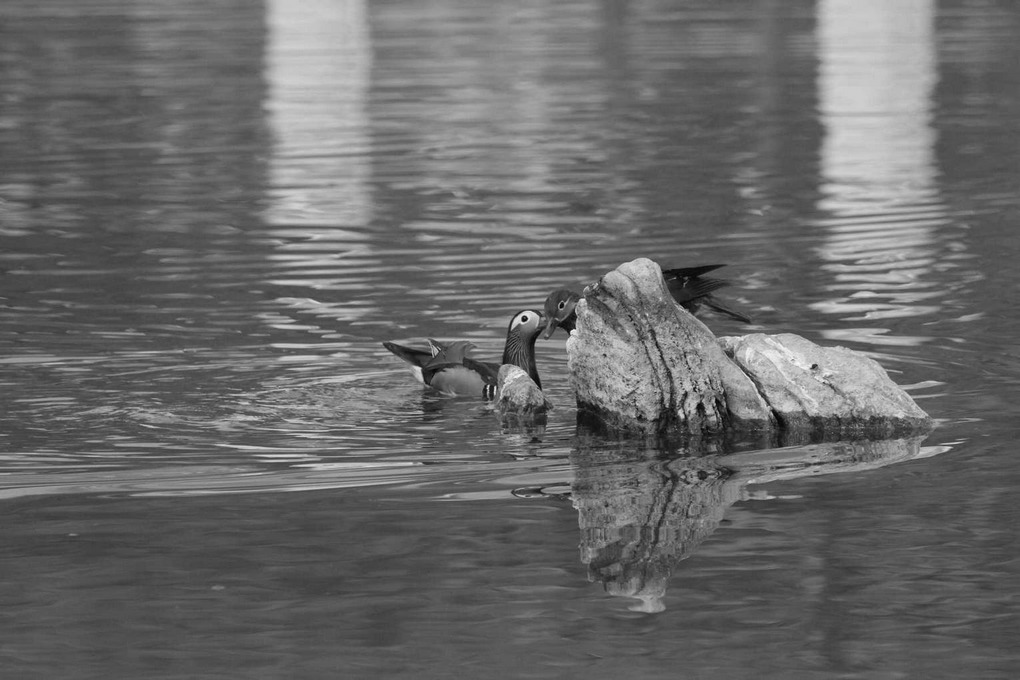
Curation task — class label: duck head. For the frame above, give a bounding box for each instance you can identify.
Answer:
[542,288,580,339]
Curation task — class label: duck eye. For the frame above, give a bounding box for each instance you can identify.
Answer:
[520,314,529,323]
[557,301,566,310]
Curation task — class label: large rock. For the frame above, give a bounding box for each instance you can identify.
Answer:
[565,258,932,438]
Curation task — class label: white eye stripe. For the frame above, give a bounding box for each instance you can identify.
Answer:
[511,311,540,329]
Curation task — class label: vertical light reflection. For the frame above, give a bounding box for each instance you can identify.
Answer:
[261,0,375,337]
[263,0,372,229]
[813,0,950,337]
[818,0,937,211]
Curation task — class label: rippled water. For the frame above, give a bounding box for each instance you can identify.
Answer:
[2,1,1019,678]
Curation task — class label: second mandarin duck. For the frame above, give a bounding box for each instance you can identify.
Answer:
[543,264,750,339]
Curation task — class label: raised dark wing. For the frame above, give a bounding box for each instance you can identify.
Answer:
[661,264,726,280]
[382,341,433,368]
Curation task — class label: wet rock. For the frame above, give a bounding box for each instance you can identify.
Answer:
[497,364,549,414]
[566,258,932,438]
[719,333,932,438]
[496,364,549,438]
[566,258,773,435]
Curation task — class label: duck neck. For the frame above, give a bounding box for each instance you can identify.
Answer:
[502,331,541,389]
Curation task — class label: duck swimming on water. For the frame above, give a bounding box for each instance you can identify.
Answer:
[383,310,546,398]
[543,264,750,339]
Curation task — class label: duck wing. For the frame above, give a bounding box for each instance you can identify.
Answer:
[661,264,752,322]
[419,342,493,397]
[460,357,499,385]
[665,275,731,307]
[702,298,752,324]
[660,264,726,280]
[382,341,433,368]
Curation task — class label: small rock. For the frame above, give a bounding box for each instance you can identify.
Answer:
[497,364,550,415]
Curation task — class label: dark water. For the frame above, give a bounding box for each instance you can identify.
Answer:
[2,0,1019,677]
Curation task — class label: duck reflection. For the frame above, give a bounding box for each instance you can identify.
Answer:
[567,434,937,612]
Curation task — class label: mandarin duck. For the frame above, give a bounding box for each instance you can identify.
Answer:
[543,264,750,339]
[383,310,546,398]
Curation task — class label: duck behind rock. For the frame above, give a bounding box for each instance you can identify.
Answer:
[384,310,546,398]
[543,263,750,339]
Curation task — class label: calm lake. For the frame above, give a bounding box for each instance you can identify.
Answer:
[1,1,1018,678]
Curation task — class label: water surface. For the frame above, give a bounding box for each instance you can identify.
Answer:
[1,1,1019,678]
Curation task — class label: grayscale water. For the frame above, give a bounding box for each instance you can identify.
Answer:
[1,1,1018,678]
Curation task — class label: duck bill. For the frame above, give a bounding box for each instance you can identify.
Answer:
[541,315,558,340]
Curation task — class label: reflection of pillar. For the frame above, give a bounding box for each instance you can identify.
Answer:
[813,0,950,330]
[264,0,372,228]
[818,0,936,211]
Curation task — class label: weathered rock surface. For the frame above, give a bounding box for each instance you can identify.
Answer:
[566,258,932,438]
[495,364,549,438]
[497,364,549,414]
[719,333,931,438]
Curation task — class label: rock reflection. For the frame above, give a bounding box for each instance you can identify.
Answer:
[569,434,935,612]
[571,445,737,613]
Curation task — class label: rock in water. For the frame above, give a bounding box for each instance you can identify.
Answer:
[497,364,549,415]
[718,333,932,438]
[495,364,550,438]
[566,258,932,438]
[566,258,773,434]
